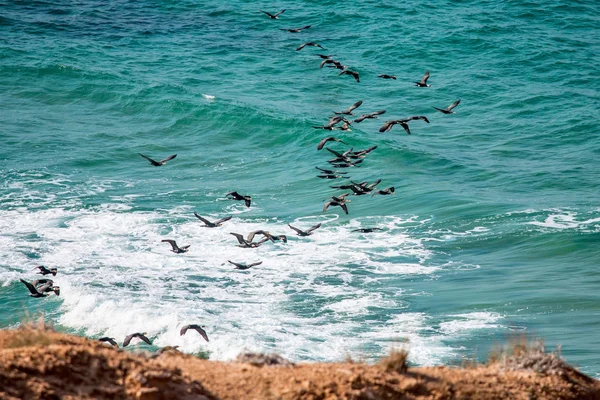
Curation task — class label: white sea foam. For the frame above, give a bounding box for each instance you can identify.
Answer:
[527,210,600,230]
[0,207,502,364]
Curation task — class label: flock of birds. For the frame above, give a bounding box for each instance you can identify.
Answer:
[14,8,461,355]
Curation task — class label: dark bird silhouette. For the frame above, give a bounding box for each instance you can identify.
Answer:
[226,191,251,207]
[194,213,232,227]
[288,223,321,236]
[99,337,118,347]
[415,70,431,87]
[323,198,349,214]
[315,166,348,175]
[378,74,396,80]
[296,42,324,51]
[317,137,346,150]
[139,153,177,166]
[334,101,363,116]
[19,278,59,298]
[247,230,274,243]
[316,54,335,59]
[180,324,209,342]
[339,69,360,83]
[319,59,337,68]
[352,228,383,233]
[433,100,461,114]
[379,116,429,134]
[33,266,57,276]
[313,115,349,130]
[326,60,347,70]
[353,145,378,157]
[318,174,343,179]
[161,239,190,254]
[280,25,311,33]
[354,110,386,123]
[261,9,285,19]
[372,187,395,197]
[228,260,263,270]
[230,233,269,248]
[123,332,152,347]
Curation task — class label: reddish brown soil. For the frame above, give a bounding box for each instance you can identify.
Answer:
[1,328,599,400]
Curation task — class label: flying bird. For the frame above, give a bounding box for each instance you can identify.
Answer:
[280,25,311,33]
[161,239,190,254]
[433,100,461,114]
[317,137,346,150]
[19,278,59,298]
[123,332,152,347]
[378,74,396,80]
[260,9,285,19]
[288,223,321,236]
[352,228,383,233]
[339,69,360,83]
[194,213,232,227]
[98,337,119,347]
[180,324,210,342]
[226,191,252,207]
[315,166,348,175]
[138,153,177,167]
[230,232,269,248]
[323,198,349,214]
[33,266,57,276]
[228,260,263,270]
[415,70,431,87]
[296,42,324,51]
[354,110,386,123]
[333,100,363,116]
[372,187,395,197]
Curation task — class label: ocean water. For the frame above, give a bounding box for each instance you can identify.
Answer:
[1,0,599,375]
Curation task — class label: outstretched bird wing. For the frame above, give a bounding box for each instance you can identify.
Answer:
[420,70,430,84]
[194,213,212,225]
[20,279,40,295]
[296,43,307,51]
[244,197,252,207]
[274,9,286,17]
[187,325,210,342]
[307,223,322,233]
[340,203,349,214]
[138,153,160,166]
[261,10,275,18]
[248,261,263,268]
[228,260,244,268]
[447,99,461,111]
[346,100,363,113]
[399,121,411,135]
[161,239,178,251]
[159,154,177,164]
[287,224,304,235]
[229,232,246,245]
[214,216,232,225]
[379,121,394,133]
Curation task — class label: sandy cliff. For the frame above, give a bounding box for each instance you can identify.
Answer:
[1,327,598,400]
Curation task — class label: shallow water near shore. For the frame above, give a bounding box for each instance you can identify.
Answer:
[1,0,599,376]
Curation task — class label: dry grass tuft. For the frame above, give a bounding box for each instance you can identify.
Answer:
[2,314,56,349]
[488,335,574,376]
[379,347,409,374]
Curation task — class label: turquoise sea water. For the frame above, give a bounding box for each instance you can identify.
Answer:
[1,0,599,375]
